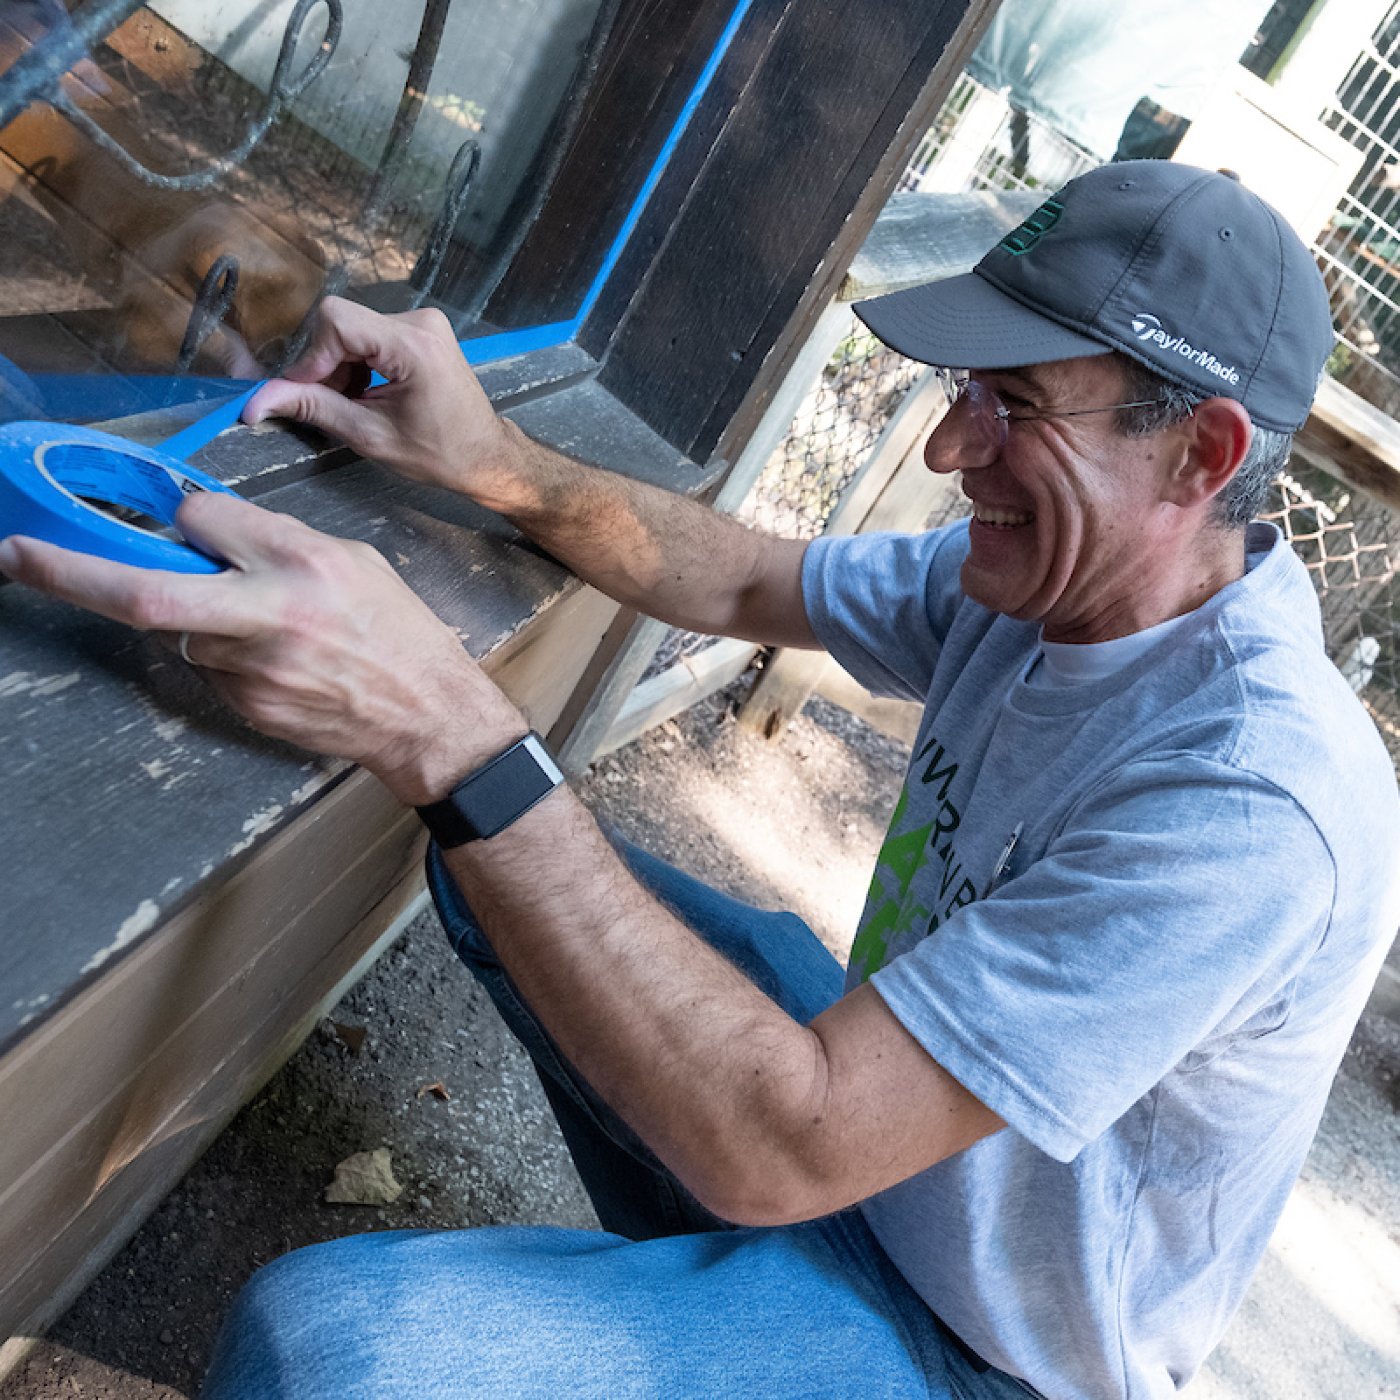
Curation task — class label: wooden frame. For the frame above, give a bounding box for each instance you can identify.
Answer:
[0,0,999,1353]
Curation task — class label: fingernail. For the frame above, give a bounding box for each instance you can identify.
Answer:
[0,538,19,571]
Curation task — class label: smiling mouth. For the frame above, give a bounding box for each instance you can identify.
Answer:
[972,503,1035,528]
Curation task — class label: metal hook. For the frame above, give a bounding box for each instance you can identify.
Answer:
[51,0,343,193]
[0,0,146,134]
[408,139,481,309]
[177,255,241,371]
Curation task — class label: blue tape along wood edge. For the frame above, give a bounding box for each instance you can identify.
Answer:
[0,421,238,574]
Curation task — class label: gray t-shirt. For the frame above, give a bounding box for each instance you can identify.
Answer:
[802,520,1400,1399]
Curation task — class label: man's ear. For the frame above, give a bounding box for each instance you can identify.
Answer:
[1166,397,1253,511]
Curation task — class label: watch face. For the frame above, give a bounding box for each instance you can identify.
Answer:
[418,732,563,846]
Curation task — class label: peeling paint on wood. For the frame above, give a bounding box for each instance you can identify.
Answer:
[0,671,81,698]
[80,901,160,974]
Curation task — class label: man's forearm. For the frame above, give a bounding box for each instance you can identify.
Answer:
[440,789,838,1224]
[468,420,816,648]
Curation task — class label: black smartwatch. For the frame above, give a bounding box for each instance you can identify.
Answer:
[415,731,565,847]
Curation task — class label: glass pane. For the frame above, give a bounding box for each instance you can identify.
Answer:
[0,0,611,431]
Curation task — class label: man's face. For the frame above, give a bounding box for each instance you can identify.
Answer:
[924,354,1186,643]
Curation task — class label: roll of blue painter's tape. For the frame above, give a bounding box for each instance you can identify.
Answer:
[0,421,238,573]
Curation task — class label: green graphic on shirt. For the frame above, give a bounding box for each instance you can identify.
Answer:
[850,732,976,983]
[850,785,933,982]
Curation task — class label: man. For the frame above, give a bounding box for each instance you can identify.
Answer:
[2,161,1396,1398]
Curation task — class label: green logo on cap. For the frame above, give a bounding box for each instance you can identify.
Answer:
[1000,197,1064,256]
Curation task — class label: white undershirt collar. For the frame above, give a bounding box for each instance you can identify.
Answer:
[1028,610,1197,688]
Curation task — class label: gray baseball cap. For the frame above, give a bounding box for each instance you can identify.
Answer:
[854,161,1336,432]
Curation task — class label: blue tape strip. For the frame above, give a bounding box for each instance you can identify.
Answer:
[0,360,253,428]
[0,421,239,573]
[574,0,756,325]
[154,322,583,461]
[158,382,265,460]
[460,320,578,365]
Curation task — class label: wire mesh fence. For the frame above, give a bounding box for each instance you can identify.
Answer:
[1262,466,1400,764]
[735,328,923,540]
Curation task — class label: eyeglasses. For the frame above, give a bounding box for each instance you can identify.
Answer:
[928,368,1168,469]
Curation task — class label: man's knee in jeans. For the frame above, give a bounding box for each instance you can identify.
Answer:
[204,1240,348,1399]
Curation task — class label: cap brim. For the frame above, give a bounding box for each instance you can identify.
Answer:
[854,270,1108,369]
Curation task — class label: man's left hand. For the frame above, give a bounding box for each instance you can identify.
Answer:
[0,492,526,806]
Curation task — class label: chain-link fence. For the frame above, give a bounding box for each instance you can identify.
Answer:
[644,327,934,678]
[1262,466,1400,764]
[736,329,921,540]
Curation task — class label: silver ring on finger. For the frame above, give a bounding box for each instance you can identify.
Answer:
[178,630,194,666]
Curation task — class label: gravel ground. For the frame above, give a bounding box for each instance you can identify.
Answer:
[2,682,1397,1398]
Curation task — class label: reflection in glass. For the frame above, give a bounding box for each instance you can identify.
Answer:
[0,0,612,428]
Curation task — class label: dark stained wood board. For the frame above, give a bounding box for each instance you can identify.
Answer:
[575,0,784,364]
[589,0,991,460]
[479,0,745,330]
[0,374,697,1054]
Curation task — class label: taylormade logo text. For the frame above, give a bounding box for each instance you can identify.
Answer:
[1129,313,1241,386]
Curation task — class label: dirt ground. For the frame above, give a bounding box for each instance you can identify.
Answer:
[2,682,1397,1399]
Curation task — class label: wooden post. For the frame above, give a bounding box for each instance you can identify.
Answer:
[737,369,952,737]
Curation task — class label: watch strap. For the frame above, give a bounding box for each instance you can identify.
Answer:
[416,731,565,847]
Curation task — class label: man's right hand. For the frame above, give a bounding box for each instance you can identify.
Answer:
[243,297,522,503]
[245,295,819,651]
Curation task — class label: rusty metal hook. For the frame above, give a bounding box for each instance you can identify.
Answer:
[177,255,241,371]
[51,0,343,193]
[408,138,481,309]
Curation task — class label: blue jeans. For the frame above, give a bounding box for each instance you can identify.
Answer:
[202,841,1033,1399]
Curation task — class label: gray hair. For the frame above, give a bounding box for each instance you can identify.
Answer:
[1112,354,1292,529]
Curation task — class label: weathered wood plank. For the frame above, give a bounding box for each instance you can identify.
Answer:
[0,794,424,1346]
[0,575,618,1346]
[813,662,920,746]
[839,188,1040,301]
[552,610,667,773]
[1296,375,1400,516]
[0,374,690,1054]
[594,636,759,761]
[736,644,830,740]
